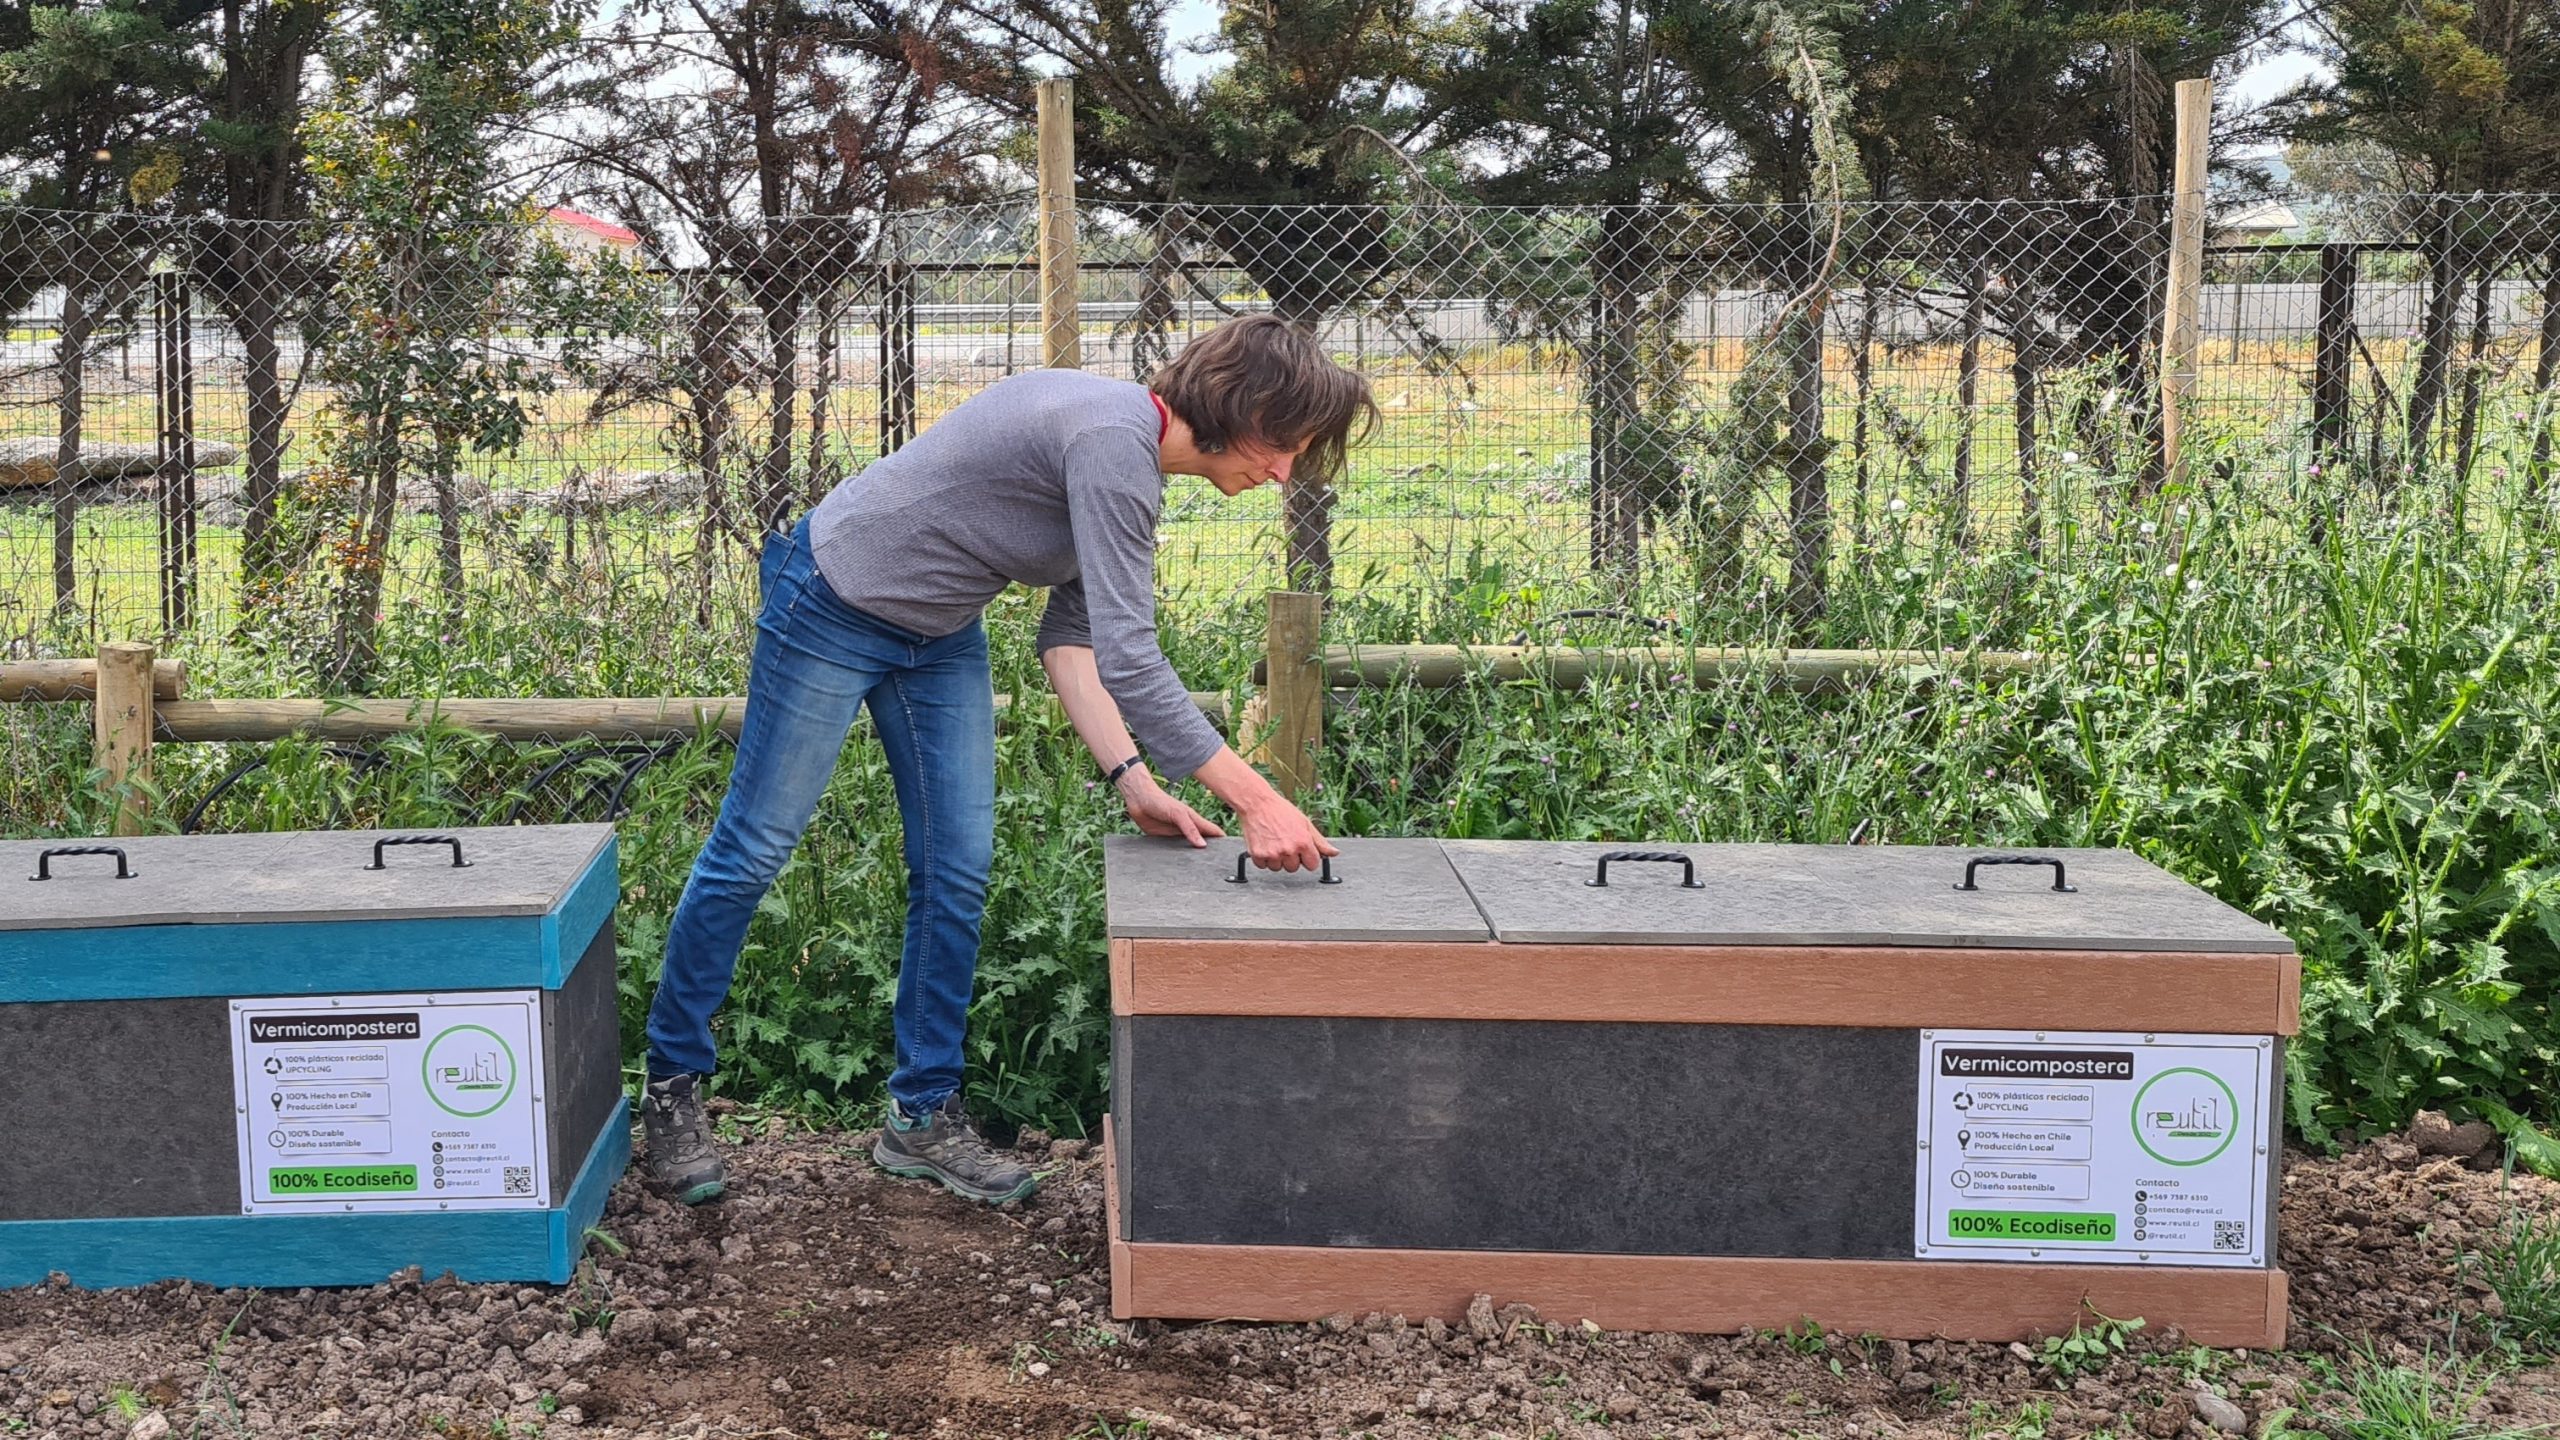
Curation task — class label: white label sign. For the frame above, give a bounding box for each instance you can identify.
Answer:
[231,992,549,1215]
[1915,1030,2271,1267]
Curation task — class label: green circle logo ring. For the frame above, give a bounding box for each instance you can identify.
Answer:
[2131,1066,2240,1166]
[422,1025,519,1119]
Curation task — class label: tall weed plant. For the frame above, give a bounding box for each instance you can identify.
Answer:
[1312,448,2560,1154]
[5,443,2557,1146]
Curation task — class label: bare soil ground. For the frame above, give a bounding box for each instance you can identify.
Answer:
[7,1109,2558,1440]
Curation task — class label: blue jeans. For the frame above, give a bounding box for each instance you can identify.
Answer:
[645,516,996,1116]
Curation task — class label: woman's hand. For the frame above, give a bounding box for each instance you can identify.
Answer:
[1237,794,1339,873]
[1122,775,1226,846]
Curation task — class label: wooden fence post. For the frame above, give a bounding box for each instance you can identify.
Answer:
[2157,77,2212,497]
[1265,591,1322,801]
[1037,76,1081,370]
[93,640,156,836]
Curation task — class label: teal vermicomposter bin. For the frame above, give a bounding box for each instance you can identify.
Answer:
[0,825,630,1289]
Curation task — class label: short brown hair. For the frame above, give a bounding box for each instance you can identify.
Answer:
[1149,314,1377,487]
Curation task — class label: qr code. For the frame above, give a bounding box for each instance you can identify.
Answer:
[2214,1221,2249,1251]
[504,1166,534,1195]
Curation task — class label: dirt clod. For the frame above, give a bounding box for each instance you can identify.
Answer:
[2407,1109,2501,1162]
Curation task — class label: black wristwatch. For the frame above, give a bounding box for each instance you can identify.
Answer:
[1105,754,1146,788]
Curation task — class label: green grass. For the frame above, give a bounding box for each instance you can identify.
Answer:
[2299,1345,2537,1440]
[2467,1182,2560,1354]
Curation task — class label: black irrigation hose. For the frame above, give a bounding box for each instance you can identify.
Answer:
[179,745,388,835]
[498,743,634,828]
[182,734,719,835]
[1505,607,1675,648]
[602,738,703,821]
[493,737,703,827]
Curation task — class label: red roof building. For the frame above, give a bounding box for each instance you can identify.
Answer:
[542,207,642,253]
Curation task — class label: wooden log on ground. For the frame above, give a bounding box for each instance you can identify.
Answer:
[152,692,1229,743]
[1251,645,2042,692]
[1,657,186,702]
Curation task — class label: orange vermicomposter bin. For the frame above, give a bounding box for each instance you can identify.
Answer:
[1102,836,2298,1346]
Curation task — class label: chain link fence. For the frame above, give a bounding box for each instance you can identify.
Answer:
[5,192,2557,668]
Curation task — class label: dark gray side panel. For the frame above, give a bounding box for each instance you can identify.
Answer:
[545,919,624,1205]
[1,997,239,1219]
[1122,1016,1920,1258]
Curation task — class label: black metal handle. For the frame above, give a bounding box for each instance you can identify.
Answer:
[31,845,132,881]
[1954,854,2075,893]
[368,835,471,871]
[1228,853,1340,885]
[1586,850,1703,889]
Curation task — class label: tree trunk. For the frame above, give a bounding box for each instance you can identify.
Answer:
[2531,259,2560,499]
[2007,295,2042,563]
[2312,243,2356,482]
[2404,204,2464,480]
[2131,190,2170,504]
[335,405,404,689]
[1783,297,1831,634]
[695,401,727,630]
[237,286,289,587]
[1852,276,1875,554]
[693,396,736,628]
[2453,271,2495,486]
[805,277,842,508]
[1586,211,1642,576]
[1273,297,1337,592]
[52,288,91,621]
[435,431,464,624]
[1953,256,1985,551]
[755,289,803,535]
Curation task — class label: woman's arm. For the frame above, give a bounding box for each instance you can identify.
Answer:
[1041,644,1335,871]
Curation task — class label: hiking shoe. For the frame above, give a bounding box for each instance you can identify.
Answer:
[641,1073,727,1205]
[872,1095,1039,1205]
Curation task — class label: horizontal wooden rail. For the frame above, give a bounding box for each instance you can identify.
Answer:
[1251,644,2041,691]
[149,691,1228,743]
[1,658,186,702]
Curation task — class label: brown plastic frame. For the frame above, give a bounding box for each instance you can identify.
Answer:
[1101,1118,2285,1348]
[1110,939,2300,1036]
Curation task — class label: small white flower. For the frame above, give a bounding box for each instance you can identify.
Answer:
[1888,496,1908,513]
[2061,450,2081,465]
[2139,521,2157,536]
[2185,579,2203,594]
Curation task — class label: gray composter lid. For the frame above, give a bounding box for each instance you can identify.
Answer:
[0,824,614,932]
[1440,841,2293,952]
[1104,835,1491,942]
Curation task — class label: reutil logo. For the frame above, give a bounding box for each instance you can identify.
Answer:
[2131,1068,2239,1166]
[422,1025,518,1119]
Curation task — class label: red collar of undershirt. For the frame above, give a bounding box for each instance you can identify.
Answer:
[1149,392,1170,444]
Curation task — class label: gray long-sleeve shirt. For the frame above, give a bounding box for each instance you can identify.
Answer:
[807,369,1225,779]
